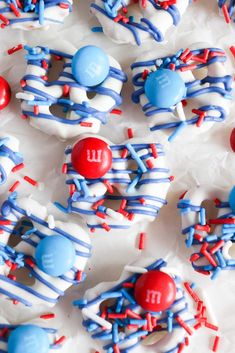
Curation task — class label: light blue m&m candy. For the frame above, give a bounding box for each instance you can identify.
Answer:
[144,69,186,108]
[35,235,76,277]
[72,45,110,87]
[228,186,235,213]
[8,325,50,353]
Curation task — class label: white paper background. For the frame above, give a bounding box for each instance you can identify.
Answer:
[0,0,234,352]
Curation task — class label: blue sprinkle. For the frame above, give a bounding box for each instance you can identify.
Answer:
[91,26,103,32]
[168,121,187,142]
[73,299,88,307]
[54,202,69,214]
[39,0,44,25]
[125,144,147,173]
[211,267,222,280]
[101,292,122,299]
[199,208,206,226]
[121,288,136,304]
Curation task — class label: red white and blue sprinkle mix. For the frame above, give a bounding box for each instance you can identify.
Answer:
[74,259,221,353]
[0,0,72,29]
[57,135,172,231]
[131,46,233,141]
[178,186,235,279]
[0,192,91,307]
[16,44,127,139]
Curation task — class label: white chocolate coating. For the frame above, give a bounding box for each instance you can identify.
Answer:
[0,134,22,186]
[64,134,171,230]
[0,0,72,30]
[16,42,126,140]
[178,185,235,275]
[0,195,91,307]
[0,315,66,352]
[91,0,189,46]
[131,43,233,141]
[79,259,194,353]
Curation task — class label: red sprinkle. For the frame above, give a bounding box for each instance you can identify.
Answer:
[69,184,76,196]
[0,220,11,225]
[122,282,134,288]
[142,69,149,80]
[146,158,154,169]
[212,336,220,352]
[127,128,134,139]
[7,44,23,55]
[80,122,93,127]
[185,337,189,346]
[180,64,197,72]
[139,198,146,205]
[210,240,225,254]
[177,343,185,353]
[25,258,35,268]
[230,46,235,59]
[121,148,128,158]
[63,84,70,96]
[54,336,66,346]
[59,2,69,8]
[111,109,122,115]
[184,282,200,303]
[9,3,20,17]
[9,181,20,193]
[34,105,39,116]
[12,163,25,172]
[92,199,105,211]
[175,316,193,336]
[76,270,83,281]
[222,4,231,23]
[138,232,146,250]
[150,143,158,158]
[108,313,127,319]
[103,180,114,194]
[113,344,120,353]
[205,322,219,331]
[23,176,38,186]
[40,313,55,320]
[102,223,111,232]
[61,163,68,174]
[0,328,9,337]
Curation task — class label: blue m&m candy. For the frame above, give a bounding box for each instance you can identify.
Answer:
[72,45,109,87]
[228,186,235,213]
[35,235,76,277]
[144,69,186,108]
[8,325,50,353]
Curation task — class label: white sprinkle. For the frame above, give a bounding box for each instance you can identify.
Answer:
[124,265,148,274]
[16,92,34,101]
[47,215,55,229]
[222,240,233,260]
[106,208,124,221]
[82,308,112,330]
[176,102,186,121]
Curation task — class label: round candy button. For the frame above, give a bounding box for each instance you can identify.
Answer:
[134,270,177,312]
[230,127,235,152]
[71,137,112,179]
[228,186,235,213]
[71,45,110,87]
[8,325,50,353]
[35,235,76,277]
[0,76,11,111]
[144,69,186,108]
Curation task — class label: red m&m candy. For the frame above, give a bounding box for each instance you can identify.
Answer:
[230,127,235,152]
[0,76,11,111]
[134,270,177,312]
[71,137,112,179]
